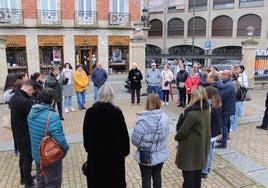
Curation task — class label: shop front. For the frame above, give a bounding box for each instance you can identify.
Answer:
[108,36,129,74]
[38,35,63,76]
[74,35,98,75]
[4,35,28,74]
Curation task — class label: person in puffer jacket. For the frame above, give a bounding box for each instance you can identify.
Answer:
[131,93,170,188]
[27,88,69,188]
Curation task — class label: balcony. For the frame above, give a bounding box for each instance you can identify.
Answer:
[0,8,23,24]
[109,12,130,26]
[75,11,97,25]
[37,10,61,25]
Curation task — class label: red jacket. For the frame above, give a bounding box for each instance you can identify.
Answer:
[185,74,200,94]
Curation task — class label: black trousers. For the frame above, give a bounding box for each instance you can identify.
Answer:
[179,89,186,105]
[261,106,268,128]
[139,163,164,188]
[19,152,33,184]
[182,169,202,188]
[131,88,141,104]
[163,90,169,102]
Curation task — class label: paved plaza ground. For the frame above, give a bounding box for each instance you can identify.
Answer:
[0,74,268,187]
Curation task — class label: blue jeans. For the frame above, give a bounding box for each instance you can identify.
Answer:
[221,115,231,147]
[230,102,239,131]
[237,101,244,116]
[64,96,73,108]
[202,141,215,174]
[76,90,86,108]
[139,163,163,188]
[94,86,100,102]
[148,85,160,94]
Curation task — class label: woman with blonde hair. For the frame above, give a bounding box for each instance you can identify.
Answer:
[83,85,130,188]
[175,86,211,187]
[132,93,170,188]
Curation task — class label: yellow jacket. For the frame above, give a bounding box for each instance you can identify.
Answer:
[73,71,89,92]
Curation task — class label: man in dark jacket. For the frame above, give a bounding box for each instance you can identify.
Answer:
[215,70,236,149]
[176,64,188,107]
[45,66,68,120]
[91,62,108,102]
[9,79,37,187]
[128,62,143,105]
[256,91,268,130]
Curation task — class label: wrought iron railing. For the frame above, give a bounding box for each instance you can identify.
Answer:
[37,10,61,25]
[0,8,23,24]
[109,12,130,26]
[75,11,97,25]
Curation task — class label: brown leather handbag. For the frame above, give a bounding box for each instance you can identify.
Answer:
[39,112,64,168]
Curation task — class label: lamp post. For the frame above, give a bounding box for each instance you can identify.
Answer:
[191,0,196,56]
[141,8,150,28]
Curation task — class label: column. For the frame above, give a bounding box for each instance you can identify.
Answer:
[130,22,147,95]
[241,38,258,88]
[0,38,8,92]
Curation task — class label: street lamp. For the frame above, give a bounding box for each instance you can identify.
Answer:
[141,8,150,27]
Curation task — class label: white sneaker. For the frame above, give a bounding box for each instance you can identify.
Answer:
[166,102,169,106]
[70,106,76,112]
[64,108,69,113]
[162,102,165,105]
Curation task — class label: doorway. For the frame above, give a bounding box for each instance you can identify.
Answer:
[80,49,92,75]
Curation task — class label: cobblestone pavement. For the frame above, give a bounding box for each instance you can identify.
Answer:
[0,74,267,187]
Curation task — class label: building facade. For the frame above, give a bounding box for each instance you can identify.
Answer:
[145,0,268,66]
[0,0,142,77]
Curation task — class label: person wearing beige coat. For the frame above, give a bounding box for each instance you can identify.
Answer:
[160,63,173,105]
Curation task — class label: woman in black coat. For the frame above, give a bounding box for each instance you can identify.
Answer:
[83,85,130,188]
[128,63,143,105]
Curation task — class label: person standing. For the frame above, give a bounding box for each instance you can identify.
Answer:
[9,80,38,187]
[131,93,170,188]
[91,62,108,102]
[256,91,268,130]
[175,86,211,188]
[83,85,130,188]
[185,68,200,104]
[45,66,68,120]
[73,64,89,110]
[61,63,76,112]
[146,62,161,94]
[237,65,249,117]
[30,72,44,103]
[28,88,69,188]
[128,63,143,106]
[176,64,189,108]
[230,72,241,132]
[201,86,222,178]
[160,63,173,105]
[215,70,236,149]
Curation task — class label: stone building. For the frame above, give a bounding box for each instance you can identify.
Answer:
[0,0,144,82]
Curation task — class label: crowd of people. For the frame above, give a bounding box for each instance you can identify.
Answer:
[2,57,266,188]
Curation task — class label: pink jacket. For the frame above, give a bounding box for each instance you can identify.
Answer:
[185,74,200,94]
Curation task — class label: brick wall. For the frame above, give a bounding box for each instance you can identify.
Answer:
[97,0,109,20]
[61,0,75,19]
[22,0,37,19]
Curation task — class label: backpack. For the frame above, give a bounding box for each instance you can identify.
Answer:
[39,112,64,171]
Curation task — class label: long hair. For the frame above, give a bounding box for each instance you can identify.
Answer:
[97,85,115,104]
[205,86,222,109]
[4,72,17,91]
[30,72,41,81]
[146,93,161,111]
[188,86,208,110]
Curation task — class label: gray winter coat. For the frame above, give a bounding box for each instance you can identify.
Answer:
[131,109,170,166]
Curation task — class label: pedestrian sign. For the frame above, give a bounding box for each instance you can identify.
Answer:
[205,42,211,50]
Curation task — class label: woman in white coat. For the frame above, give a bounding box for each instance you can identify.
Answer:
[160,63,173,105]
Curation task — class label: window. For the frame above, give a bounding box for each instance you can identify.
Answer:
[239,0,264,7]
[77,0,93,12]
[237,14,261,36]
[213,0,234,9]
[167,18,184,36]
[148,19,163,36]
[188,17,206,36]
[111,0,126,13]
[212,16,233,36]
[168,0,185,12]
[0,0,19,9]
[40,0,58,10]
[149,0,164,12]
[189,0,207,10]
